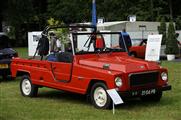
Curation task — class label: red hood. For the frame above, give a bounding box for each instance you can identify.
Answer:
[79,55,160,73]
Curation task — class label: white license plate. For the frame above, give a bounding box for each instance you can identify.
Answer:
[141,89,156,96]
[0,64,9,69]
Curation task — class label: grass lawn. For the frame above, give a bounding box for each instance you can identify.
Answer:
[0,48,181,120]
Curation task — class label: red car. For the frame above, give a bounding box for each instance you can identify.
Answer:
[129,39,181,58]
[0,34,18,80]
[129,39,147,58]
[11,25,171,109]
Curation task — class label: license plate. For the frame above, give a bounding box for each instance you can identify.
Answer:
[141,89,156,96]
[132,89,156,96]
[0,64,9,69]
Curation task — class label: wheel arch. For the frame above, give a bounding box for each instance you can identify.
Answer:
[16,70,30,77]
[86,79,108,95]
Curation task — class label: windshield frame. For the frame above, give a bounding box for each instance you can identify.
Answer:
[72,32,128,55]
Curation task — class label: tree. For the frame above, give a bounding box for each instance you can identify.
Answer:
[1,0,181,47]
[1,0,48,46]
[168,0,173,19]
[47,0,91,23]
[46,0,181,23]
[158,17,166,45]
[165,21,179,54]
[0,3,2,32]
[175,17,181,30]
[2,0,35,46]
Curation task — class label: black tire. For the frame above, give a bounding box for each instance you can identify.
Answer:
[140,91,162,102]
[20,75,38,97]
[2,74,7,80]
[3,75,15,80]
[90,82,112,109]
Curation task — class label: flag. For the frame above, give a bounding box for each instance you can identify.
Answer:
[92,0,96,26]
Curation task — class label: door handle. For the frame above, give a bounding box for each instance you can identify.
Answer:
[52,66,56,69]
[78,76,84,80]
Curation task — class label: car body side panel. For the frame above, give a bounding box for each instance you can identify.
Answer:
[129,45,146,58]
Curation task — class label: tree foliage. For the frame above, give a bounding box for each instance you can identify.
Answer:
[46,0,177,22]
[1,0,181,46]
[1,0,35,46]
[1,0,47,46]
[158,17,167,45]
[47,0,91,23]
[175,17,181,30]
[165,21,179,54]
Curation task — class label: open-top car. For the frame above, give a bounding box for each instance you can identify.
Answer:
[0,34,18,80]
[11,25,171,109]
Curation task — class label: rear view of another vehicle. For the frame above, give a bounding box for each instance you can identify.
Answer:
[129,39,147,58]
[0,34,18,80]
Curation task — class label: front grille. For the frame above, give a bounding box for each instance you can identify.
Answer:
[129,71,159,87]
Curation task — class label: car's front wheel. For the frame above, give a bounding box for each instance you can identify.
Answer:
[20,75,38,97]
[90,82,112,109]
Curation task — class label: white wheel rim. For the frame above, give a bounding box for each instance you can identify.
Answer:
[22,79,31,95]
[94,87,107,107]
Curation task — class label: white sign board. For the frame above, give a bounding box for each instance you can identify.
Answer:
[28,32,42,56]
[107,89,124,105]
[145,35,162,61]
[97,18,104,24]
[129,15,136,22]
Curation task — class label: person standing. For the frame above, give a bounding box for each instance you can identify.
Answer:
[119,29,132,52]
[49,32,61,53]
[47,32,61,61]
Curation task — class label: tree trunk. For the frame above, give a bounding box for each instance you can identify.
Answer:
[150,0,154,21]
[169,0,173,19]
[0,12,2,32]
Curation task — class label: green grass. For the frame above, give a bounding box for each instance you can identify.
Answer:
[14,47,28,58]
[0,48,181,120]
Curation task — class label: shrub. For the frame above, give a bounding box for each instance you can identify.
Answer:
[158,17,166,45]
[165,21,179,54]
[175,16,181,30]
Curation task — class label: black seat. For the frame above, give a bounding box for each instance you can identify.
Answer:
[56,52,73,63]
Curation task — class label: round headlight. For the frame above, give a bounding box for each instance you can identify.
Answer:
[115,77,123,87]
[161,72,168,81]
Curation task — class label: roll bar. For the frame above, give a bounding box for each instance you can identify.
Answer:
[41,24,97,36]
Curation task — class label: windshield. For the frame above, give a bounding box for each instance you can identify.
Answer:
[42,26,128,55]
[72,32,127,54]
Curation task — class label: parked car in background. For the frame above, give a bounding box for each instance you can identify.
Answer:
[129,39,147,58]
[130,38,181,59]
[0,33,18,80]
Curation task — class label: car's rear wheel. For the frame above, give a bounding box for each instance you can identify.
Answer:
[20,75,38,97]
[90,82,112,109]
[140,91,162,102]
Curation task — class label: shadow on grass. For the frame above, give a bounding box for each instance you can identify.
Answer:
[115,95,173,110]
[36,89,172,110]
[116,99,155,109]
[0,76,18,83]
[37,89,89,105]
